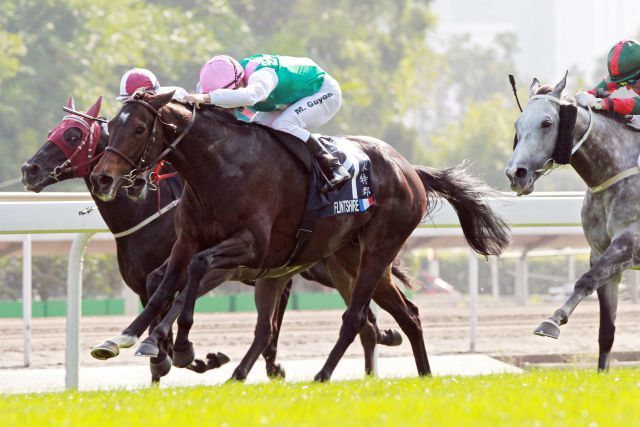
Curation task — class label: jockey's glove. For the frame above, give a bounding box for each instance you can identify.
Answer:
[575,91,599,107]
[184,94,210,108]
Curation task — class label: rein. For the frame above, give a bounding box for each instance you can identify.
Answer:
[527,94,640,193]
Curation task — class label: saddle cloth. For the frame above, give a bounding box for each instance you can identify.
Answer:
[306,135,375,218]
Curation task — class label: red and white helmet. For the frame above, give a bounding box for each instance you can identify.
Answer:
[117,68,160,100]
[198,55,244,93]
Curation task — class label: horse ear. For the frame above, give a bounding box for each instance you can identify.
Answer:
[86,96,103,118]
[528,78,540,97]
[67,96,75,110]
[549,71,568,98]
[148,91,175,111]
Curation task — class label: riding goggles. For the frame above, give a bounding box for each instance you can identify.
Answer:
[618,73,640,87]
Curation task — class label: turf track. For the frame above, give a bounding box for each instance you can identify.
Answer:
[3,369,639,427]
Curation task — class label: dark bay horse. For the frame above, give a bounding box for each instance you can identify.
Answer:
[90,91,510,381]
[506,73,640,370]
[23,96,406,379]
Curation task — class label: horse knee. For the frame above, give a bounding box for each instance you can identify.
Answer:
[188,255,208,279]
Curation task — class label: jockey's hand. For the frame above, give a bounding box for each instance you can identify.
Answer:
[575,91,599,107]
[184,94,209,108]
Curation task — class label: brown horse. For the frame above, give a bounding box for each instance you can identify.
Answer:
[91,91,509,381]
[23,96,406,381]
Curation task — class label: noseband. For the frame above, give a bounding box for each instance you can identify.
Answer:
[105,97,196,181]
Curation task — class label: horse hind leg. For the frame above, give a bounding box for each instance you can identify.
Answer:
[371,271,430,376]
[597,276,620,372]
[231,277,291,381]
[314,243,404,382]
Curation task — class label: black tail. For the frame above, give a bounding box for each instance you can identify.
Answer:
[391,258,420,291]
[414,163,511,256]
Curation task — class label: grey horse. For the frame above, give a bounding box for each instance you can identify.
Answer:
[505,73,640,371]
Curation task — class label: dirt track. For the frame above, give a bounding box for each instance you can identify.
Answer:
[2,295,640,370]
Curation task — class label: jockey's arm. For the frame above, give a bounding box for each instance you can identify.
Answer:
[583,78,640,115]
[587,78,619,96]
[599,97,640,115]
[210,68,279,108]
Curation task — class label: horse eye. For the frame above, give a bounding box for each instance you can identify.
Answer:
[541,119,552,129]
[135,126,145,135]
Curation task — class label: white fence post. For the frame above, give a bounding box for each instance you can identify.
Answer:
[490,256,499,300]
[515,252,528,306]
[65,232,94,390]
[22,234,32,367]
[468,250,478,353]
[633,271,640,305]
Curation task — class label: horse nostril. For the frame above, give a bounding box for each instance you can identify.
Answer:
[23,163,40,177]
[97,174,114,189]
[515,168,528,178]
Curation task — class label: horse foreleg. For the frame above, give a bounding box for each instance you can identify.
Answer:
[90,235,198,361]
[231,277,291,381]
[597,277,620,372]
[262,280,291,379]
[173,229,267,368]
[535,232,640,339]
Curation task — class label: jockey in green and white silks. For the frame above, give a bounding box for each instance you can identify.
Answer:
[185,54,350,192]
[576,39,640,116]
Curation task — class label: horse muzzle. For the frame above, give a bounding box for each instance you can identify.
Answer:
[505,164,537,196]
[90,171,122,202]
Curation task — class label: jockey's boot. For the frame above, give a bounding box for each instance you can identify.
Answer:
[305,134,351,192]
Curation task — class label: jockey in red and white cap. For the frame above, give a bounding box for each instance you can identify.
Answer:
[184,54,350,192]
[117,68,188,101]
[576,39,640,116]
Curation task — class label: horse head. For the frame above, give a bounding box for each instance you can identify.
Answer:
[22,96,105,192]
[90,90,175,202]
[505,73,570,195]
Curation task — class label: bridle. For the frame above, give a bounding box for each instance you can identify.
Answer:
[524,94,640,193]
[49,107,108,180]
[523,94,594,176]
[104,95,197,183]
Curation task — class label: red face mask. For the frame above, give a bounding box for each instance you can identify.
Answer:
[48,96,103,177]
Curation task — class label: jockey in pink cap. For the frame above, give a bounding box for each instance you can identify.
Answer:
[117,67,189,101]
[184,54,350,192]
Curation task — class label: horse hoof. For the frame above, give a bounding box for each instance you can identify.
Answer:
[206,352,231,369]
[387,329,403,346]
[267,363,286,380]
[150,355,172,378]
[135,342,160,358]
[173,342,195,368]
[534,319,560,339]
[230,368,248,382]
[314,370,331,382]
[91,340,119,360]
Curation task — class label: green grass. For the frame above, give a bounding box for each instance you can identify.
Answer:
[3,369,640,427]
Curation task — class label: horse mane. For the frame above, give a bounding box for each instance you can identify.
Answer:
[534,85,640,132]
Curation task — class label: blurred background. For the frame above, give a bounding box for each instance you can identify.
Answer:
[2,0,640,314]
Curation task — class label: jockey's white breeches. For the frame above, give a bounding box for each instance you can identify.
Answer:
[251,75,342,141]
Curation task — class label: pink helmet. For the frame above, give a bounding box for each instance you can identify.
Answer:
[117,68,160,100]
[198,55,244,93]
